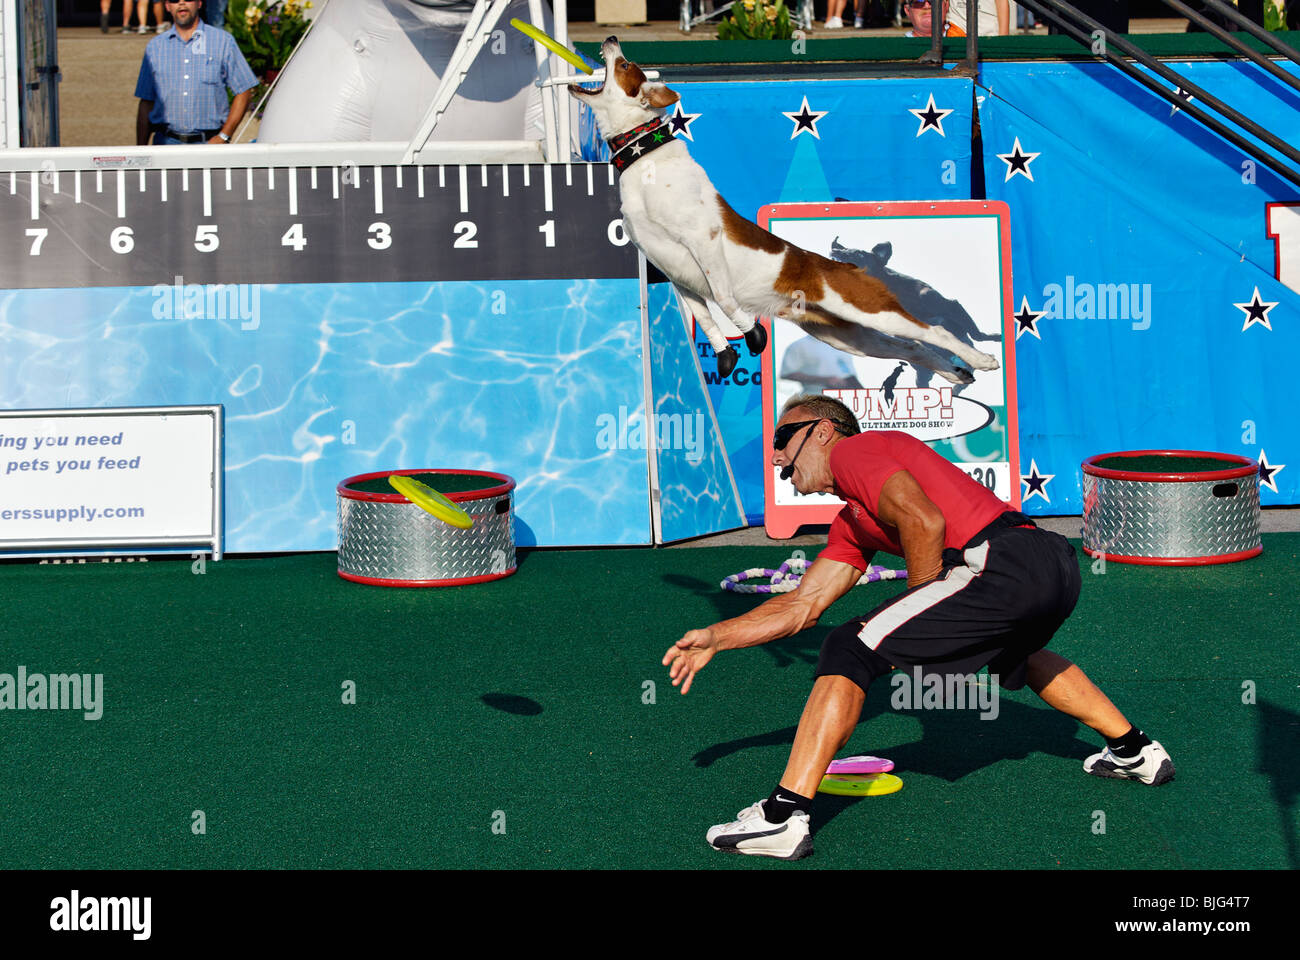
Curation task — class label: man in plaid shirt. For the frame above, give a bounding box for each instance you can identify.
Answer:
[135,0,258,145]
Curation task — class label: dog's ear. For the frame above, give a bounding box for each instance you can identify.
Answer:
[640,82,680,109]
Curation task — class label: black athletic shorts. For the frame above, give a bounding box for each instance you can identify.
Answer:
[815,512,1082,692]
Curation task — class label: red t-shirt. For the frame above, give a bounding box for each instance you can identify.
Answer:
[819,431,1009,570]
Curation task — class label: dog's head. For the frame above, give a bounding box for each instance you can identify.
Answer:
[569,37,679,139]
[831,239,893,277]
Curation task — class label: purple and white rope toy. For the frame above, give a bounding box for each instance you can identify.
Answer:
[720,557,907,594]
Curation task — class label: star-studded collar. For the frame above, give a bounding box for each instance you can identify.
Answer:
[607,119,675,176]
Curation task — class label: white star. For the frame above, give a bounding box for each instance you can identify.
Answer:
[997,137,1040,182]
[1258,450,1286,493]
[667,103,701,142]
[1170,87,1194,116]
[1020,459,1055,503]
[908,93,954,138]
[782,96,827,140]
[1014,296,1044,341]
[1234,286,1278,332]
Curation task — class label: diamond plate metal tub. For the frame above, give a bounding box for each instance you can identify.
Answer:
[337,470,516,586]
[1081,450,1261,566]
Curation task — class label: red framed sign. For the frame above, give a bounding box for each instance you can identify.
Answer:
[759,201,1021,538]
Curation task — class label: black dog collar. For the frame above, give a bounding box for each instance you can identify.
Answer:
[607,119,675,176]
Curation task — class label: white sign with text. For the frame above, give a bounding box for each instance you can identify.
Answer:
[0,406,221,551]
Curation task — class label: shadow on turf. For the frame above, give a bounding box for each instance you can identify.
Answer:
[1258,698,1300,869]
[481,693,543,715]
[691,687,1100,833]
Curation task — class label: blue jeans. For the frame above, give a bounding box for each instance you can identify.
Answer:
[201,0,228,28]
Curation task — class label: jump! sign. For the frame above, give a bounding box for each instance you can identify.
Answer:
[759,201,1021,538]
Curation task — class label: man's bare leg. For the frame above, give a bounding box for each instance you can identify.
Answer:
[1026,649,1130,739]
[778,674,866,798]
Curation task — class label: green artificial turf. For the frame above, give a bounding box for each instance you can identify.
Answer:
[0,536,1296,870]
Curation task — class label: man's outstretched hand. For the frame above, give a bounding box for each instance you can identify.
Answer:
[662,628,718,695]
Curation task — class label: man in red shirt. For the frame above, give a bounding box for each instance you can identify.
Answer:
[663,393,1175,860]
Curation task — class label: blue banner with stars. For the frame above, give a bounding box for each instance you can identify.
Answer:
[979,59,1298,513]
[604,77,977,522]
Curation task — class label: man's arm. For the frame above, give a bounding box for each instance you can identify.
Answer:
[136,100,155,146]
[874,469,946,587]
[209,89,252,143]
[212,38,260,144]
[663,557,864,694]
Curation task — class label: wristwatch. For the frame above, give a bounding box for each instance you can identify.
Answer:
[217,131,230,142]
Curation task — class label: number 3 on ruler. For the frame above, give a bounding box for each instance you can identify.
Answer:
[368,222,392,250]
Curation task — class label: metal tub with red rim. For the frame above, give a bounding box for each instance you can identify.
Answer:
[337,469,516,586]
[1081,450,1261,566]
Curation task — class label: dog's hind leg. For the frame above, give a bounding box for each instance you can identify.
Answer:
[914,321,999,372]
[675,286,739,378]
[820,288,1000,374]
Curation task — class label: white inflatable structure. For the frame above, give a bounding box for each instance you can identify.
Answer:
[258,0,560,145]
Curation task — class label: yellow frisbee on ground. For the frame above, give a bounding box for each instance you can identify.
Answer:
[388,474,474,530]
[818,773,904,797]
[509,18,594,75]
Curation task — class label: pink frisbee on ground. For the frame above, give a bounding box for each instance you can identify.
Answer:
[827,755,894,775]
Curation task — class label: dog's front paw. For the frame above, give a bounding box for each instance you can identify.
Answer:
[716,347,739,379]
[743,324,767,357]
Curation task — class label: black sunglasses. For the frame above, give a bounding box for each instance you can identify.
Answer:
[774,416,856,450]
[773,419,822,451]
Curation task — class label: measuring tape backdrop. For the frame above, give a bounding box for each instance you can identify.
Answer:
[721,556,907,594]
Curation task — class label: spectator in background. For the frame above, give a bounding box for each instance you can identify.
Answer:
[851,0,900,28]
[824,0,850,27]
[949,0,1011,35]
[201,0,229,28]
[104,0,167,34]
[135,0,258,145]
[903,0,967,35]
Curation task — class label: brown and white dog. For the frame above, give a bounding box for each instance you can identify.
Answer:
[570,38,1000,384]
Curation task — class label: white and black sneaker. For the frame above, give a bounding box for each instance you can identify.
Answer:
[706,800,813,860]
[1084,740,1175,785]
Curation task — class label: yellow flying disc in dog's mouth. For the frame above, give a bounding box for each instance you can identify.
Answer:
[388,474,474,530]
[509,18,594,75]
[818,773,904,797]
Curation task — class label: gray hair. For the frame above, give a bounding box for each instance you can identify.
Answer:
[779,393,861,436]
